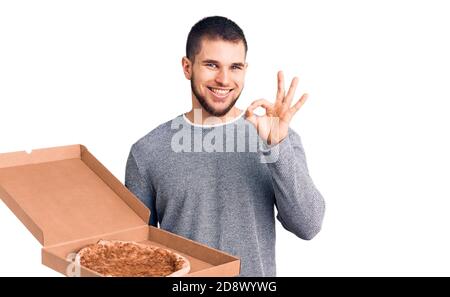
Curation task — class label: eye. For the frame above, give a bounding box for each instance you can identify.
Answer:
[231,65,243,70]
[206,63,218,69]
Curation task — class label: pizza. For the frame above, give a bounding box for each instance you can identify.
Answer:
[74,239,190,277]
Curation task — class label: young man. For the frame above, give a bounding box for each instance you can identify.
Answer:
[125,16,325,277]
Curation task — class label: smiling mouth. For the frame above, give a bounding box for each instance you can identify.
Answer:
[207,87,233,99]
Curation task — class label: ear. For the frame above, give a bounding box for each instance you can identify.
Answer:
[181,56,192,80]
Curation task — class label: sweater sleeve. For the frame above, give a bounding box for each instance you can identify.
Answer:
[263,129,325,240]
[125,148,158,227]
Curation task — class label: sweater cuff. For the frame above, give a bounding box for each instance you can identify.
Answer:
[259,136,292,164]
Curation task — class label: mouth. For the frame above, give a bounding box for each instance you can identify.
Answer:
[207,87,233,101]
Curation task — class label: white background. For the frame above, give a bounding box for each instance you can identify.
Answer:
[1,0,450,276]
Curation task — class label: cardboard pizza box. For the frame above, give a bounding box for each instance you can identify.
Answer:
[0,144,240,276]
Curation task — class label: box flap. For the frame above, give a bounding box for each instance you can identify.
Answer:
[0,145,150,246]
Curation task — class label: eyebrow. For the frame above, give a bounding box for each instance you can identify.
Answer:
[201,59,245,68]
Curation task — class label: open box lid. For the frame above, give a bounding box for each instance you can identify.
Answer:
[0,145,150,247]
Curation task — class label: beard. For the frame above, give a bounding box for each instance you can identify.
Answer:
[190,74,242,117]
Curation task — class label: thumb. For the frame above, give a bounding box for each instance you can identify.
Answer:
[245,108,258,127]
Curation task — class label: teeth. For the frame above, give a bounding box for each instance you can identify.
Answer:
[210,88,231,96]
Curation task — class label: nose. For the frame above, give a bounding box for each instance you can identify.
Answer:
[215,69,230,86]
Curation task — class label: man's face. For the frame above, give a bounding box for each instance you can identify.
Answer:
[185,38,247,117]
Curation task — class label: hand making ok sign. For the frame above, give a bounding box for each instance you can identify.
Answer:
[245,71,308,145]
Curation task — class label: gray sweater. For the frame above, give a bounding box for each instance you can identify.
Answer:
[124,113,325,276]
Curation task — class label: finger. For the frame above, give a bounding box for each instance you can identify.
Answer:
[247,99,273,113]
[245,109,257,126]
[276,71,285,103]
[246,98,270,126]
[290,93,309,115]
[284,76,299,106]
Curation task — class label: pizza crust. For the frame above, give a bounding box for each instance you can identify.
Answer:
[74,239,190,277]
